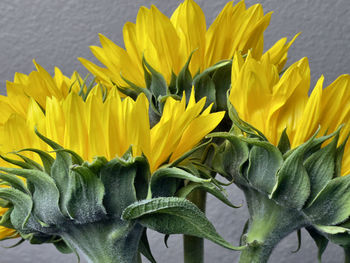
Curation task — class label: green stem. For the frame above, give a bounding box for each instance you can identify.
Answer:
[184,189,206,263]
[239,187,306,263]
[62,219,143,263]
[239,244,272,263]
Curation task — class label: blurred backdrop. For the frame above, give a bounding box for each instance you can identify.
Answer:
[0,0,349,262]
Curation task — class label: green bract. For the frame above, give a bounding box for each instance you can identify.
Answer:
[0,130,241,263]
[210,106,350,263]
[117,54,232,129]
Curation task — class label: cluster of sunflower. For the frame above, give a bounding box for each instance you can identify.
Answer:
[0,1,349,263]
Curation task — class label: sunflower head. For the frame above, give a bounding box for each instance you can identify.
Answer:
[210,52,350,257]
[0,90,235,260]
[79,0,298,121]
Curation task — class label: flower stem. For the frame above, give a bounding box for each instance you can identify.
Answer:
[239,187,306,263]
[239,244,272,263]
[62,219,143,263]
[184,189,206,263]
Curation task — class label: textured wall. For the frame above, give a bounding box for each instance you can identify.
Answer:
[0,0,349,262]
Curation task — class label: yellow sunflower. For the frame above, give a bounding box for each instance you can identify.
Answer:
[1,86,224,172]
[79,0,297,89]
[229,52,350,176]
[0,60,90,125]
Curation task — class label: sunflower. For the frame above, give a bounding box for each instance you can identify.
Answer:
[1,85,224,172]
[0,60,90,124]
[229,52,350,176]
[79,0,297,90]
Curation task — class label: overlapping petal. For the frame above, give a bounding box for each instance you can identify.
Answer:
[229,53,350,175]
[1,88,224,173]
[80,0,297,90]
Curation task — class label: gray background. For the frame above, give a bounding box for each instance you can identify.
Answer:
[0,0,349,262]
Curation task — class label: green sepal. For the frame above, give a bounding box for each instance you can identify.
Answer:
[335,134,349,178]
[0,172,28,193]
[142,56,168,99]
[242,138,283,194]
[270,134,316,209]
[34,128,73,218]
[209,133,249,181]
[176,50,194,98]
[306,227,329,262]
[17,148,55,175]
[0,155,34,170]
[13,153,44,171]
[168,139,212,169]
[150,167,209,198]
[194,73,216,109]
[304,135,338,207]
[55,149,84,165]
[226,99,267,141]
[304,175,350,225]
[122,197,246,251]
[0,188,32,231]
[0,207,15,230]
[66,165,106,223]
[100,156,149,217]
[211,59,232,111]
[277,129,291,155]
[193,60,231,88]
[0,167,65,225]
[82,156,108,175]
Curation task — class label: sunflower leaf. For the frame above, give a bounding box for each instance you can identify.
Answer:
[122,197,245,251]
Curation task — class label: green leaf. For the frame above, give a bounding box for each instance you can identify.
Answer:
[150,167,209,198]
[0,167,65,225]
[304,175,350,225]
[270,137,315,209]
[176,181,240,208]
[243,139,283,194]
[66,165,106,223]
[122,197,245,251]
[306,227,329,262]
[0,188,32,230]
[304,136,337,207]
